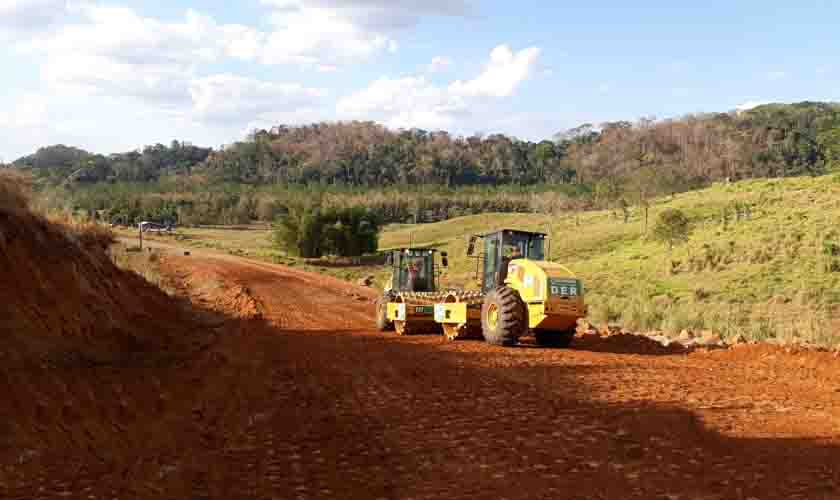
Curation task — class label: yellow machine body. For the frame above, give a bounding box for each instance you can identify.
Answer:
[504,259,586,331]
[434,259,586,334]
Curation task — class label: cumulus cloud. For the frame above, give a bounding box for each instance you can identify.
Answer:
[21,0,471,95]
[27,6,227,103]
[0,92,49,128]
[256,0,469,66]
[189,74,325,123]
[338,44,540,130]
[260,5,395,66]
[0,0,68,37]
[449,45,540,98]
[3,0,484,153]
[261,0,470,30]
[337,75,468,129]
[735,100,771,112]
[12,3,327,132]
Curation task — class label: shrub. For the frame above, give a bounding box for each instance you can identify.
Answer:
[273,203,382,258]
[652,208,692,250]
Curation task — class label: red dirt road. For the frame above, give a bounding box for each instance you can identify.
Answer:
[5,243,840,499]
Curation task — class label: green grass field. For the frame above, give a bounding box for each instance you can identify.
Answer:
[381,175,840,346]
[123,174,840,346]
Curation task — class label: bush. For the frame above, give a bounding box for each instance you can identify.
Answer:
[652,208,692,250]
[273,203,382,258]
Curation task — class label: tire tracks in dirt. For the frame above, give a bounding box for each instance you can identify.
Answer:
[7,238,839,499]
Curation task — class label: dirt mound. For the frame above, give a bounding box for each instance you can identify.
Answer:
[575,331,688,355]
[219,284,262,319]
[0,209,209,364]
[160,256,263,320]
[0,193,220,492]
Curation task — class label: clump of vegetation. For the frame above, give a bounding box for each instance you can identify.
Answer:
[652,208,692,250]
[273,204,382,258]
[111,244,173,294]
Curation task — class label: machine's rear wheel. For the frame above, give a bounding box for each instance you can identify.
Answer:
[375,297,394,331]
[481,286,526,346]
[534,329,575,348]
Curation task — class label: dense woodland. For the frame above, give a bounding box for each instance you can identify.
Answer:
[5,101,840,225]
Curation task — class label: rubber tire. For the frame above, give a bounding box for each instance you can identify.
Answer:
[481,286,526,346]
[376,297,394,331]
[534,329,575,348]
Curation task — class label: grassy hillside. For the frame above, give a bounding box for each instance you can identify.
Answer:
[381,175,840,346]
[125,174,840,346]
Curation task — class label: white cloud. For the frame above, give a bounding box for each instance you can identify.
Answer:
[0,0,68,38]
[260,0,470,30]
[337,75,467,129]
[260,5,395,66]
[13,4,328,132]
[1,0,484,157]
[0,92,49,128]
[257,0,469,67]
[189,74,325,123]
[449,45,540,98]
[735,100,771,112]
[26,6,231,103]
[21,5,326,120]
[427,56,453,73]
[338,44,540,130]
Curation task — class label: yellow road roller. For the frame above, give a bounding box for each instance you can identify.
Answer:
[433,229,586,347]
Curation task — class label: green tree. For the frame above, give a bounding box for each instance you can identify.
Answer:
[817,127,840,171]
[652,208,692,250]
[273,203,381,258]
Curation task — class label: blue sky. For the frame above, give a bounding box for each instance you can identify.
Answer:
[1,0,837,160]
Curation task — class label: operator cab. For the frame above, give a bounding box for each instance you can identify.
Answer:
[469,230,546,293]
[386,248,443,293]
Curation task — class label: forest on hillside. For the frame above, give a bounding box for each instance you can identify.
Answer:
[5,101,840,225]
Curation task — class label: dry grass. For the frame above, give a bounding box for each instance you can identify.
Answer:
[0,170,32,215]
[110,243,174,294]
[47,212,116,251]
[1,170,115,251]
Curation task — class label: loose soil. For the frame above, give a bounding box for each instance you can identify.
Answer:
[2,230,840,499]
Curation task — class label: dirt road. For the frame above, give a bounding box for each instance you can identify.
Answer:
[7,243,840,499]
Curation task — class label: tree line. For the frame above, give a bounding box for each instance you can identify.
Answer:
[6,101,840,226]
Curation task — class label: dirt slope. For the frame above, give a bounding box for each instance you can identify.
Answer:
[3,229,840,499]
